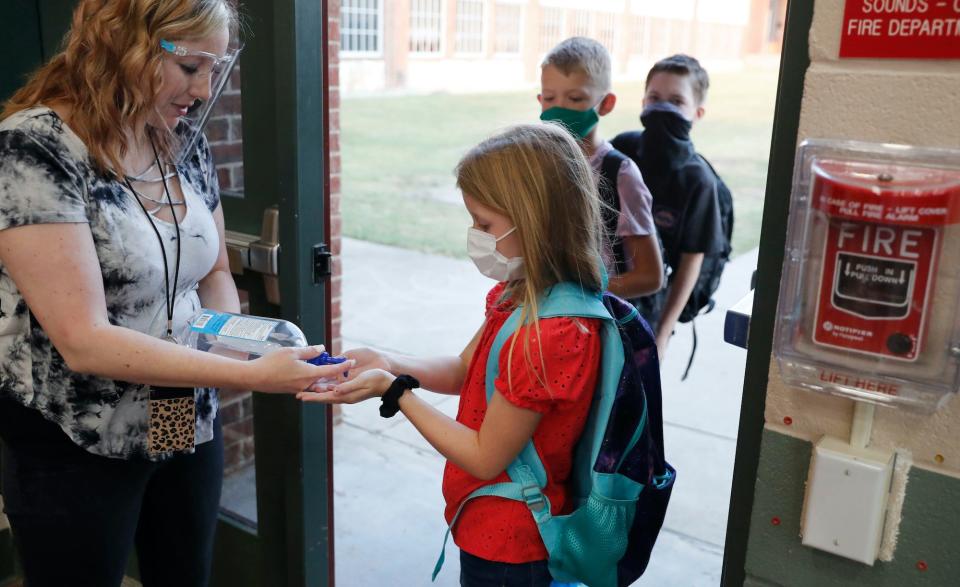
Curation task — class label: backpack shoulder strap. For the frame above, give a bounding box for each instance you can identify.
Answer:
[599,149,629,274]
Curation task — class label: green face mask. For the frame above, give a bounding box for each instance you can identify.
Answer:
[540,106,600,139]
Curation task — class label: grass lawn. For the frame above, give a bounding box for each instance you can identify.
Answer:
[341,64,778,259]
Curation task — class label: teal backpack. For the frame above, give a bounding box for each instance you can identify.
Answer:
[433,283,676,586]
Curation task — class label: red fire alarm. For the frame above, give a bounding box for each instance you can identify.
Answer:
[775,140,960,411]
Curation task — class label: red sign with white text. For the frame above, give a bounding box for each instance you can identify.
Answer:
[840,0,960,59]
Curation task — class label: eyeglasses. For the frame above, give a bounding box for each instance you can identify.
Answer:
[160,39,241,78]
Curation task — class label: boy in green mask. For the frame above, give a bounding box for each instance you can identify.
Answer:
[539,37,663,302]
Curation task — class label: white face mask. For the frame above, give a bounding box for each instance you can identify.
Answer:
[467,226,524,282]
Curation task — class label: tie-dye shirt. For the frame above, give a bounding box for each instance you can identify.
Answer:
[0,107,222,460]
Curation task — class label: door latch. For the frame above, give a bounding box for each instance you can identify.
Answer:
[313,244,332,285]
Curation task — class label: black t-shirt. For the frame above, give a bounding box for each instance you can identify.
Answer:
[612,130,725,272]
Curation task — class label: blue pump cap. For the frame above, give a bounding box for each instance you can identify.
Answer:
[305,352,348,366]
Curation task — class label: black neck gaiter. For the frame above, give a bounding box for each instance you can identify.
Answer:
[638,102,695,179]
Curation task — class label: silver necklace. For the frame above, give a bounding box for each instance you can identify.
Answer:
[125,161,178,183]
[131,188,186,207]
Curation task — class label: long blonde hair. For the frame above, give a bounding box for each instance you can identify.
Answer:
[456,123,606,393]
[2,0,238,175]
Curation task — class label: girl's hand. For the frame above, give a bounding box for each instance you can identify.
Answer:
[297,369,395,404]
[246,345,354,394]
[342,347,391,379]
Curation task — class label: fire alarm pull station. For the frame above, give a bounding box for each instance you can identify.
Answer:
[775,140,960,411]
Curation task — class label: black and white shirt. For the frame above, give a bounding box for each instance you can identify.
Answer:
[0,107,222,460]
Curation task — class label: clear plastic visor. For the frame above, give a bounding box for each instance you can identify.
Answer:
[160,40,242,166]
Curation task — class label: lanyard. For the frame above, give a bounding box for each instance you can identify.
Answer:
[123,137,182,342]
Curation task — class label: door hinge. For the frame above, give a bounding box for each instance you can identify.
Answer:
[312,243,332,284]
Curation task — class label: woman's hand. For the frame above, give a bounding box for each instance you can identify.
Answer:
[246,345,354,395]
[297,368,395,404]
[342,347,392,378]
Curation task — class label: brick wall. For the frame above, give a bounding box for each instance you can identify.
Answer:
[208,0,342,474]
[329,0,343,357]
[210,64,245,192]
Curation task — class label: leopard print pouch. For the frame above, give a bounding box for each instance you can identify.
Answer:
[147,386,196,456]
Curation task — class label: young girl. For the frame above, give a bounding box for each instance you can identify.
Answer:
[300,123,608,586]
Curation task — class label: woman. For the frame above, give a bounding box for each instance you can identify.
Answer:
[0,1,344,585]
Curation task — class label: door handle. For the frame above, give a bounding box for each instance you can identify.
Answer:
[225,207,281,304]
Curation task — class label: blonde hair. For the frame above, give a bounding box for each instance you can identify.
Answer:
[541,37,612,94]
[456,123,605,395]
[2,0,238,175]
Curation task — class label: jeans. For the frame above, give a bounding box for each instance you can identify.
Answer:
[0,397,224,587]
[459,549,553,587]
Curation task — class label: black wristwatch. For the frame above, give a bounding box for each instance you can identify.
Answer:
[379,374,420,418]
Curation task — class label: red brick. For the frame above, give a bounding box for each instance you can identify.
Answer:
[230,165,244,189]
[219,397,242,423]
[228,116,244,141]
[330,236,342,255]
[231,417,255,439]
[331,215,342,236]
[229,66,242,92]
[223,422,249,445]
[217,167,232,190]
[217,93,242,115]
[330,175,341,195]
[206,117,229,142]
[241,439,255,462]
[328,20,340,43]
[223,442,243,471]
[211,142,244,164]
[329,131,340,154]
[329,65,339,88]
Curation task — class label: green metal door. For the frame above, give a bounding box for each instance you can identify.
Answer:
[212,0,335,585]
[0,1,335,585]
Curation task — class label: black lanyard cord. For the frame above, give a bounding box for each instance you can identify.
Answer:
[123,136,182,341]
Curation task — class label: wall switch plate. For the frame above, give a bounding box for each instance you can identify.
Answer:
[801,436,894,565]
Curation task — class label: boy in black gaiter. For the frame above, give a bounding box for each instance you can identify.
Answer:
[612,54,726,360]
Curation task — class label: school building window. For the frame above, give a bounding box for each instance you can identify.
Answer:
[455,0,484,54]
[539,7,564,52]
[570,9,591,37]
[627,15,650,57]
[595,12,616,51]
[493,3,523,54]
[410,0,444,54]
[340,0,382,55]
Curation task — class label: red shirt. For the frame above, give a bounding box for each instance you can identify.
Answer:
[442,283,601,563]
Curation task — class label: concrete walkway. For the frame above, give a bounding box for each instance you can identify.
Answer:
[335,238,757,586]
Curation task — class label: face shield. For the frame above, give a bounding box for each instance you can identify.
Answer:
[159,39,242,166]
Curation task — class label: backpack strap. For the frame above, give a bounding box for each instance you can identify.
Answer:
[598,150,629,276]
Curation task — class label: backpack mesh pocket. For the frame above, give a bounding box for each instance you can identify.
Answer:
[547,490,639,587]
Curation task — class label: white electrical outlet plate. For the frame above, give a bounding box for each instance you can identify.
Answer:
[801,436,894,565]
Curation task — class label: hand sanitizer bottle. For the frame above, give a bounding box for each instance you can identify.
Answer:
[178,309,349,371]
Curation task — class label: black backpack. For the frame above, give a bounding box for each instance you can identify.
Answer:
[677,154,733,324]
[609,132,733,325]
[597,149,631,278]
